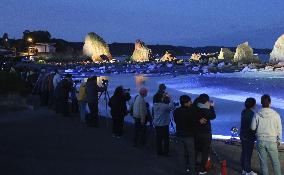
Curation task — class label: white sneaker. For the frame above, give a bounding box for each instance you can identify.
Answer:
[246,171,257,175]
[199,172,207,175]
[241,170,246,175]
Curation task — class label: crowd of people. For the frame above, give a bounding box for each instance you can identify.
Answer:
[27,68,282,175]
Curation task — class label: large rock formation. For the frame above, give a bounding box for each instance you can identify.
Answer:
[233,42,259,63]
[190,53,201,61]
[218,48,234,60]
[83,32,112,62]
[270,34,284,63]
[131,39,152,62]
[160,51,177,62]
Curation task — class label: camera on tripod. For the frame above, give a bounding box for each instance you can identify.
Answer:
[101,79,109,87]
[123,88,130,93]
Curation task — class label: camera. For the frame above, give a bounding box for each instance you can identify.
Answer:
[123,88,130,92]
[73,80,81,84]
[102,79,109,87]
[173,101,180,107]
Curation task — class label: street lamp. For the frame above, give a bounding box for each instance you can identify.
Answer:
[27,37,33,43]
[27,38,33,56]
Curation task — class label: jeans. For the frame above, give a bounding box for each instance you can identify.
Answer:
[256,140,281,175]
[240,139,255,172]
[179,137,195,175]
[155,125,169,155]
[79,101,87,122]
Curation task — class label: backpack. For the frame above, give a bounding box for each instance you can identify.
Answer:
[129,95,139,116]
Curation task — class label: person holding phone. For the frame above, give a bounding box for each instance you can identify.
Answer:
[193,94,216,175]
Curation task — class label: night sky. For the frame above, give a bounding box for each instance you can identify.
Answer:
[1,0,284,48]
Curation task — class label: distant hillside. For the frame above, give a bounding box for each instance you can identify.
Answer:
[107,43,272,56]
[1,38,272,56]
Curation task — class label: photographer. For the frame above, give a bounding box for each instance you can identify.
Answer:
[108,86,131,138]
[56,74,73,117]
[153,84,167,103]
[193,94,216,174]
[173,95,197,174]
[153,92,175,156]
[85,76,106,127]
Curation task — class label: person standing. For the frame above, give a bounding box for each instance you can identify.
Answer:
[53,69,61,90]
[77,81,87,123]
[85,76,105,127]
[132,87,148,147]
[240,98,257,175]
[153,83,166,103]
[194,94,216,175]
[108,86,131,138]
[153,93,174,156]
[173,95,197,175]
[251,94,282,175]
[57,74,73,117]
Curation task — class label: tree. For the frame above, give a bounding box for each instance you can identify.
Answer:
[22,30,51,43]
[2,33,10,48]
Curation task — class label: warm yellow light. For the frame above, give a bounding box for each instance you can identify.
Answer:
[27,38,33,43]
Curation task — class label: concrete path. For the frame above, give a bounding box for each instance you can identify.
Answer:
[0,107,251,175]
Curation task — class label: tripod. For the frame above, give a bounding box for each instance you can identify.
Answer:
[98,89,110,127]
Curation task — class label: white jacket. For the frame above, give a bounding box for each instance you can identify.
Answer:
[251,108,282,142]
[133,95,147,122]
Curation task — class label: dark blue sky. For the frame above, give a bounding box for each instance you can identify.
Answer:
[1,0,284,48]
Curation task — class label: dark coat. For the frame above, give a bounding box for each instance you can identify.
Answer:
[86,81,105,104]
[173,106,198,137]
[240,109,256,141]
[108,95,128,118]
[194,106,216,134]
[56,79,72,101]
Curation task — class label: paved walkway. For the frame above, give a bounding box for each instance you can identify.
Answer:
[0,107,258,175]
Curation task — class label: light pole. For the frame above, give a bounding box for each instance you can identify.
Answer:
[27,37,33,56]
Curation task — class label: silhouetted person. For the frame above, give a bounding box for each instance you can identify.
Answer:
[77,81,87,123]
[57,74,73,117]
[194,94,216,174]
[86,76,105,127]
[173,95,197,175]
[240,98,257,175]
[153,84,166,103]
[108,86,131,138]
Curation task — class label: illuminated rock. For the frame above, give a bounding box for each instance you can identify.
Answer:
[218,48,234,60]
[83,32,112,62]
[233,42,259,63]
[270,34,284,63]
[160,51,177,62]
[190,53,201,61]
[131,39,152,62]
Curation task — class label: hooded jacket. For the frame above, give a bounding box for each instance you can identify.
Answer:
[251,108,282,143]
